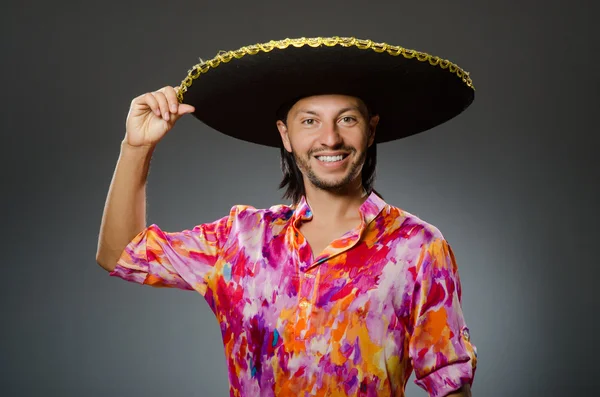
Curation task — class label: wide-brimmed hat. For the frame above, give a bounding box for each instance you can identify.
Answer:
[175,36,474,147]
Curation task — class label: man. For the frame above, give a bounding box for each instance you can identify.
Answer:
[96,37,477,397]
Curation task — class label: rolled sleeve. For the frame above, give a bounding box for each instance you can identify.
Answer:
[409,237,477,397]
[415,359,474,397]
[110,209,234,295]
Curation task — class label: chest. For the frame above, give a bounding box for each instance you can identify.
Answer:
[220,254,410,363]
[213,216,416,324]
[212,227,417,358]
[298,220,359,258]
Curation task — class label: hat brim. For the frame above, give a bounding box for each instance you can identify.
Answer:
[176,37,474,148]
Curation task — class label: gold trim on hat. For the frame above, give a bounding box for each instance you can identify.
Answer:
[175,36,474,103]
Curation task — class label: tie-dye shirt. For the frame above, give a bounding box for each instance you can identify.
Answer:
[110,192,477,397]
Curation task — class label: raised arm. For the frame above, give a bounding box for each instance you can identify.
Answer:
[95,86,195,272]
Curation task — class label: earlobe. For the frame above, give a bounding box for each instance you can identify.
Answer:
[276,120,292,152]
[368,115,380,147]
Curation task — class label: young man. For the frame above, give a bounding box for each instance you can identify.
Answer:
[96,37,477,397]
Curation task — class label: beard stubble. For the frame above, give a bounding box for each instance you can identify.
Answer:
[292,146,367,192]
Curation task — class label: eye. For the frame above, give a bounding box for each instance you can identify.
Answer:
[301,119,316,125]
[340,116,357,124]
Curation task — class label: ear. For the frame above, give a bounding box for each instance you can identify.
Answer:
[276,120,293,152]
[368,115,379,147]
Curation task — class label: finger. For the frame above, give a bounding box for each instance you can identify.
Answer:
[161,86,179,113]
[152,91,170,121]
[141,93,161,117]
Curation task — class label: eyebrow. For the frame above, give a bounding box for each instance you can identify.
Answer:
[294,106,362,118]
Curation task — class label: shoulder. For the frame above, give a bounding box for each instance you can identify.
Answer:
[382,202,446,245]
[225,203,295,226]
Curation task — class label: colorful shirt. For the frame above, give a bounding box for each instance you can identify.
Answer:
[111,192,477,397]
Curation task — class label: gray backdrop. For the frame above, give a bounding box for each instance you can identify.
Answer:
[2,0,598,396]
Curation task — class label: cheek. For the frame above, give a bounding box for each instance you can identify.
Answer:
[353,132,371,150]
[288,134,313,154]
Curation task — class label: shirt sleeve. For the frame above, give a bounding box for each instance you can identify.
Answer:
[409,237,478,397]
[109,208,236,296]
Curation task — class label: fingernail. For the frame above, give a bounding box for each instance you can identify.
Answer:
[163,112,169,120]
[171,104,177,112]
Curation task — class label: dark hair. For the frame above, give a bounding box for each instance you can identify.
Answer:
[276,98,380,204]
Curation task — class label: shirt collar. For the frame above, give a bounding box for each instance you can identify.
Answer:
[360,191,387,225]
[292,191,387,226]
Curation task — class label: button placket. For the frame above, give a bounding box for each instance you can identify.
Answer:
[295,268,320,340]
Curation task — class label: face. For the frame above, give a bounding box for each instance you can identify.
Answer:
[277,95,379,192]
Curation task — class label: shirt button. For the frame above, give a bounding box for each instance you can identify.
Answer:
[461,327,471,341]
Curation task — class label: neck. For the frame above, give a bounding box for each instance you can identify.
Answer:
[302,178,368,224]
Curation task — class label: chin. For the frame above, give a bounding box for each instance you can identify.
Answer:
[310,174,358,191]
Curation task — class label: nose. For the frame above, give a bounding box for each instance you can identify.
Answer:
[319,121,343,147]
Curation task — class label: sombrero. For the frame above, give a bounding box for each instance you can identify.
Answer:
[175,36,474,148]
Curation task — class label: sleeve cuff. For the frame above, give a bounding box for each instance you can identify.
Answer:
[108,229,151,284]
[109,262,149,284]
[414,360,474,397]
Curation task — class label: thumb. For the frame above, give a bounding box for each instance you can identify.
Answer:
[177,104,196,115]
[172,86,195,116]
[168,103,196,124]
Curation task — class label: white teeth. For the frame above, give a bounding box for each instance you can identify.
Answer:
[317,155,344,162]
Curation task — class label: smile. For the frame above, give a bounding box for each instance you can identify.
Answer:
[316,155,345,162]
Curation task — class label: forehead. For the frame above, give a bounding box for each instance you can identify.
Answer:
[290,94,366,113]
